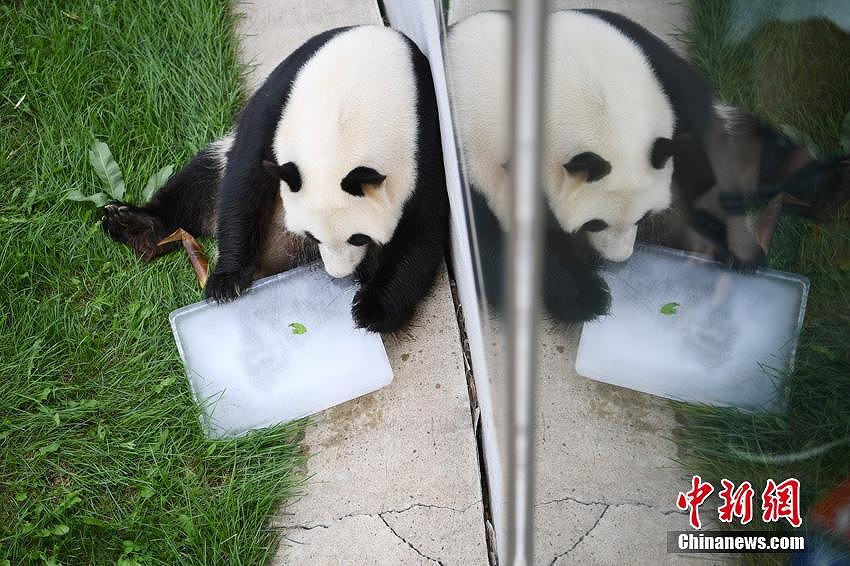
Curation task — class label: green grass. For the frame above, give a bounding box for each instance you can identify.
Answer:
[0,2,306,564]
[675,1,850,560]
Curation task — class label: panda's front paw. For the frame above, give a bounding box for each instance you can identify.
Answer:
[102,201,172,261]
[204,268,253,302]
[728,248,767,273]
[352,287,411,333]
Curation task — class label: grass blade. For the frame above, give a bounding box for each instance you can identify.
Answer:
[142,164,174,202]
[88,140,125,200]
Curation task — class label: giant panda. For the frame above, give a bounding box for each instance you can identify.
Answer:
[102,26,449,333]
[447,10,676,322]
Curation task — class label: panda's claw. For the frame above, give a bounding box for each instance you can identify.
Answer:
[101,201,174,261]
[204,268,253,303]
[352,287,412,333]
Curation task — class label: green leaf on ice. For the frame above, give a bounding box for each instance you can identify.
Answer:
[288,322,307,335]
[660,302,680,315]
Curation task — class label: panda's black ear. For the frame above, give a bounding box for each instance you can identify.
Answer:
[341,166,386,197]
[650,137,674,169]
[263,160,302,192]
[563,152,611,183]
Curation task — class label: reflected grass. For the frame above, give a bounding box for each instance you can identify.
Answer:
[674,2,850,560]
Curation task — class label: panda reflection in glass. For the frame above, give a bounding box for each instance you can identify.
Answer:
[449,10,677,322]
[449,9,844,323]
[102,26,448,333]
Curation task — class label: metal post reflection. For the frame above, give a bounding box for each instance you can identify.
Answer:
[507,1,546,564]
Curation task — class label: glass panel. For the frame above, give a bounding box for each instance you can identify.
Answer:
[445,1,849,563]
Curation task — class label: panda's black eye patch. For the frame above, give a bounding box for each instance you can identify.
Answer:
[580,219,608,233]
[304,231,320,244]
[564,152,611,183]
[650,137,674,169]
[347,234,372,246]
[341,166,386,197]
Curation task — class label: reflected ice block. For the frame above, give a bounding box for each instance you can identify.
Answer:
[170,264,393,438]
[575,245,809,411]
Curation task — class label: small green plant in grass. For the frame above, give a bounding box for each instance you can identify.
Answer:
[67,140,173,206]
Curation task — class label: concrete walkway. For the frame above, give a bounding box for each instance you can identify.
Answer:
[233,1,730,564]
[233,2,488,564]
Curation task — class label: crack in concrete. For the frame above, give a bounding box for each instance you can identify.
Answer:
[279,499,484,561]
[281,501,484,563]
[548,505,609,566]
[536,495,682,516]
[281,511,445,564]
[287,523,329,531]
[383,499,481,516]
[378,512,445,565]
[281,499,482,530]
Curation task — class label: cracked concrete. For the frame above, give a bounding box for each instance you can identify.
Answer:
[534,498,607,566]
[378,514,444,565]
[535,323,689,508]
[281,509,456,565]
[380,501,486,566]
[551,503,729,566]
[279,502,489,565]
[279,513,433,564]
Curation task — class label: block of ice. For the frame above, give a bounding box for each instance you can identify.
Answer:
[170,264,393,438]
[575,245,809,411]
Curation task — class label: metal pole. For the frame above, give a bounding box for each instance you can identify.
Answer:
[507,1,545,564]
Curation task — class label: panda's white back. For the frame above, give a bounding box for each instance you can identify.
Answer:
[543,11,674,235]
[272,26,419,246]
[447,12,512,228]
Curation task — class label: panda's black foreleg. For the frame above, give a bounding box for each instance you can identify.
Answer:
[541,228,611,323]
[352,192,449,333]
[102,147,221,260]
[203,161,278,302]
[470,189,506,312]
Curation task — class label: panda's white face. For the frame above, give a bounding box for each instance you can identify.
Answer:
[541,11,676,261]
[547,142,674,262]
[265,161,397,278]
[266,26,419,279]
